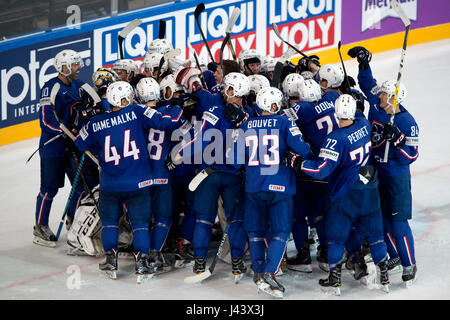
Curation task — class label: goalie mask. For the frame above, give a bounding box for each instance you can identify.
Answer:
[92,68,119,89]
[256,87,283,114]
[106,81,134,108]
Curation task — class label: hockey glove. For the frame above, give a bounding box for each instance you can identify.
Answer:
[350,90,365,113]
[208,62,218,73]
[164,152,178,171]
[296,55,320,73]
[347,46,372,70]
[282,151,304,171]
[382,123,406,148]
[224,103,249,127]
[175,67,204,94]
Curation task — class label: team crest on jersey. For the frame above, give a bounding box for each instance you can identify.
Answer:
[371,120,386,148]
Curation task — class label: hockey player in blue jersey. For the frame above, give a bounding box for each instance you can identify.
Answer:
[284,94,390,295]
[238,49,262,76]
[134,76,186,271]
[348,46,419,285]
[240,87,311,298]
[74,81,180,283]
[33,49,87,247]
[281,78,337,273]
[167,67,249,280]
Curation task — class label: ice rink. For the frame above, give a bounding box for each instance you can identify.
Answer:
[1,39,449,302]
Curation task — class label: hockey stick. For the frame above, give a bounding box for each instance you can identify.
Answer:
[26,133,63,164]
[383,0,411,163]
[225,7,240,63]
[187,38,208,89]
[272,47,297,89]
[158,19,166,39]
[184,195,241,284]
[118,18,143,59]
[194,3,215,63]
[219,33,231,79]
[55,153,85,240]
[272,23,308,59]
[188,167,218,192]
[337,41,353,94]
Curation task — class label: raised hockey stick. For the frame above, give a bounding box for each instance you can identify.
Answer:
[55,153,86,240]
[272,47,297,89]
[194,3,215,63]
[118,18,143,59]
[225,7,240,63]
[383,0,411,163]
[219,33,231,79]
[184,195,240,284]
[158,19,166,39]
[187,37,208,89]
[272,23,308,59]
[337,41,353,94]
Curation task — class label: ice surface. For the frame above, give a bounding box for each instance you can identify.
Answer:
[1,39,449,301]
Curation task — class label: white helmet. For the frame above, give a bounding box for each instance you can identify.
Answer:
[113,59,139,76]
[299,79,322,102]
[379,80,407,104]
[238,49,261,69]
[256,87,284,114]
[147,38,173,55]
[335,94,356,120]
[106,81,134,108]
[223,72,250,98]
[319,64,344,89]
[141,52,168,75]
[135,77,160,103]
[260,55,276,73]
[282,73,305,98]
[54,49,84,76]
[92,68,118,88]
[160,74,184,100]
[248,74,270,94]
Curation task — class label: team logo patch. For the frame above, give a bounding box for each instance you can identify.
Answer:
[319,148,339,162]
[203,111,219,125]
[138,179,153,188]
[269,184,285,192]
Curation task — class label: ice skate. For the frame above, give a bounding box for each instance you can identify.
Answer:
[402,264,417,288]
[287,242,312,273]
[99,248,118,279]
[134,252,154,284]
[378,261,390,293]
[254,273,284,298]
[193,257,206,274]
[33,224,57,248]
[231,257,247,283]
[317,245,329,272]
[319,265,342,296]
[352,251,369,280]
[387,257,402,274]
[148,250,164,272]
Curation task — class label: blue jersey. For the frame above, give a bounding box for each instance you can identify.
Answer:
[75,104,175,192]
[301,117,372,201]
[39,77,85,158]
[147,105,184,184]
[284,91,340,156]
[357,67,419,177]
[241,114,311,195]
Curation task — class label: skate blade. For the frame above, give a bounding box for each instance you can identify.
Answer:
[404,276,417,288]
[136,273,154,284]
[184,270,212,284]
[287,264,313,273]
[320,286,341,296]
[388,265,403,274]
[380,284,390,293]
[257,286,284,299]
[360,274,377,289]
[33,237,56,248]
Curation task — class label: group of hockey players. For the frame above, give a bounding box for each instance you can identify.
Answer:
[32,33,419,298]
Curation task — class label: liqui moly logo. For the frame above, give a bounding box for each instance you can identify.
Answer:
[186,1,256,64]
[267,0,340,58]
[362,0,417,32]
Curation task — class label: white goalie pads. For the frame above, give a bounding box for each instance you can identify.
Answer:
[67,186,103,256]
